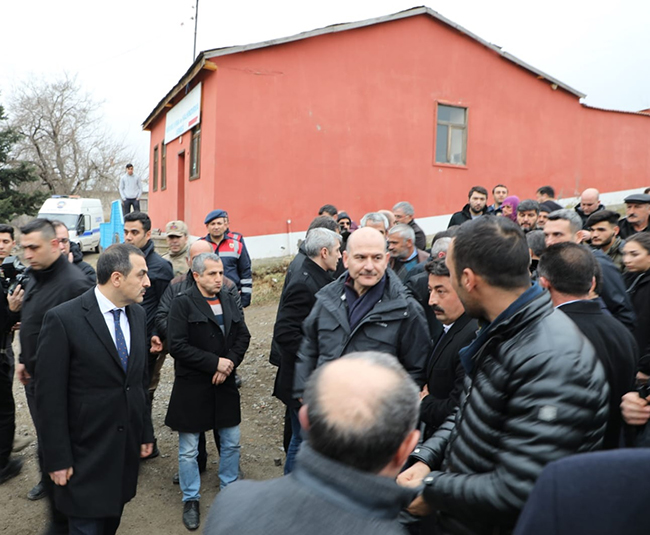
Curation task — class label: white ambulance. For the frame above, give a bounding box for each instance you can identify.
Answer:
[37,196,104,252]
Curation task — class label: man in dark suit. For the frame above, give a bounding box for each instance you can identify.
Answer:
[34,244,154,534]
[166,252,251,531]
[420,258,477,439]
[271,228,341,474]
[538,242,637,449]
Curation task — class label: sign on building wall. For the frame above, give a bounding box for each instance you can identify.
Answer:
[164,82,202,144]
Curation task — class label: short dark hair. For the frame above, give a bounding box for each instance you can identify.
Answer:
[425,257,449,277]
[627,232,650,254]
[538,242,595,296]
[20,218,56,240]
[0,224,14,240]
[307,215,339,233]
[303,352,419,474]
[126,163,133,169]
[537,186,555,198]
[492,184,508,194]
[97,244,145,285]
[468,186,488,198]
[644,187,650,195]
[586,209,620,228]
[123,211,152,232]
[526,230,546,257]
[451,217,530,290]
[318,204,338,217]
[517,199,540,214]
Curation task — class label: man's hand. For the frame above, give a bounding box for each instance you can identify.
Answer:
[621,391,650,426]
[50,467,73,486]
[406,494,434,517]
[212,371,228,385]
[7,285,24,312]
[397,461,431,488]
[217,358,234,376]
[67,252,74,263]
[420,384,430,401]
[150,336,163,353]
[140,443,154,458]
[16,363,31,386]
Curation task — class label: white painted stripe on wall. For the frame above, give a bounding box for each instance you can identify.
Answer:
[219,187,646,260]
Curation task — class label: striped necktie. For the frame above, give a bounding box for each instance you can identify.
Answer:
[111,309,129,372]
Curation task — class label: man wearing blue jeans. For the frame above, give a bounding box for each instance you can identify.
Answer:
[166,253,251,531]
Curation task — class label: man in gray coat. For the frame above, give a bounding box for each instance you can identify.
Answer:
[293,227,430,397]
[205,352,421,535]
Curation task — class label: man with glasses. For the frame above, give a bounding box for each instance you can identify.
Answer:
[52,220,96,282]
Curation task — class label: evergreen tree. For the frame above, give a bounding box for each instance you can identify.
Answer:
[0,103,47,221]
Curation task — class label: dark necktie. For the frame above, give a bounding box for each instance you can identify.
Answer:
[111,309,129,372]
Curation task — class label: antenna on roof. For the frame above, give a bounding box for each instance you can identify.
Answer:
[193,0,200,61]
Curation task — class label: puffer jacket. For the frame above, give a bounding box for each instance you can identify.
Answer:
[293,270,430,396]
[410,288,609,535]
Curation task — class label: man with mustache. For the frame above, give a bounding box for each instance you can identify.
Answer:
[294,227,430,397]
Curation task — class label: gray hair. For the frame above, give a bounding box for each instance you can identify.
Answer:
[547,209,583,234]
[392,201,414,216]
[526,230,546,257]
[191,252,222,275]
[360,212,389,231]
[303,228,341,258]
[517,199,540,214]
[303,351,420,473]
[431,237,452,258]
[387,223,415,242]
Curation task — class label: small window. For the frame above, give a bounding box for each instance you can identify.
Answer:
[153,145,159,191]
[435,104,467,165]
[161,142,167,190]
[190,125,201,180]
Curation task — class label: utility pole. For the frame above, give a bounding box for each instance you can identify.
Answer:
[193,0,200,60]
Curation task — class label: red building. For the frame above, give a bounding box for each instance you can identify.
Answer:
[143,7,650,258]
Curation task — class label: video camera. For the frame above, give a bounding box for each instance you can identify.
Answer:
[0,255,29,295]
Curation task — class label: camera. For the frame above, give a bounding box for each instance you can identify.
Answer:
[0,256,29,295]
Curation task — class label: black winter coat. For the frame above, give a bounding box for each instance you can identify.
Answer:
[447,204,489,228]
[411,290,609,535]
[19,255,93,375]
[34,290,153,518]
[560,300,637,449]
[625,269,650,373]
[140,239,173,338]
[166,284,250,431]
[272,257,333,406]
[592,249,636,331]
[420,313,477,438]
[294,270,431,397]
[70,241,97,283]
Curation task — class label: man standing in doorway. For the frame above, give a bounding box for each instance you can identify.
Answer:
[119,164,142,215]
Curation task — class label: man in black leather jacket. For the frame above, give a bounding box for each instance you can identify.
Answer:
[398,217,609,535]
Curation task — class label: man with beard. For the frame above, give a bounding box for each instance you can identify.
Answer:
[398,216,608,535]
[586,210,625,272]
[448,186,490,227]
[516,200,540,233]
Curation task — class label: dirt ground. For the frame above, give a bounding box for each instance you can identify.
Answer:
[1,301,285,534]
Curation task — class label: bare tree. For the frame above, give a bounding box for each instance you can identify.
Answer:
[8,74,137,195]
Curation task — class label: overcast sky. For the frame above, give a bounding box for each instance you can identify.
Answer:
[1,0,648,168]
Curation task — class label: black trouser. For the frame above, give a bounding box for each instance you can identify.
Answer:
[25,379,69,533]
[0,348,15,468]
[68,506,123,535]
[122,198,140,215]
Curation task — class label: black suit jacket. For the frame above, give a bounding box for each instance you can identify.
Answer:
[560,300,637,449]
[34,289,153,518]
[420,313,477,438]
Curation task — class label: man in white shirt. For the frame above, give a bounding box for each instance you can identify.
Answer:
[34,243,154,534]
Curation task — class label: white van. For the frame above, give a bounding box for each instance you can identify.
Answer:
[38,196,104,252]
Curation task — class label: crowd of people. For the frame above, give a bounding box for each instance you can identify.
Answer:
[1,183,650,535]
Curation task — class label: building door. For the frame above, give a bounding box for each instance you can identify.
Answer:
[177,150,185,221]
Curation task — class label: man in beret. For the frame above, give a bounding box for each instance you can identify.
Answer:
[618,194,650,239]
[202,210,252,307]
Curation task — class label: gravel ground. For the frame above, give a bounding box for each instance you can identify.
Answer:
[1,302,284,534]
